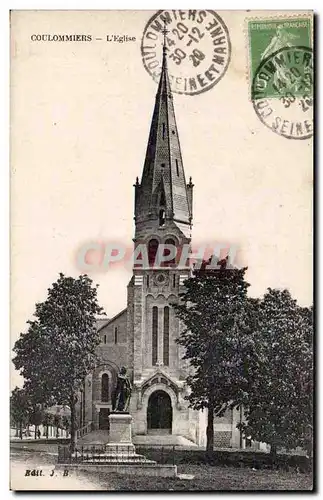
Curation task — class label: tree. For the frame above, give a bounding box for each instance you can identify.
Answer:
[239,289,313,459]
[42,412,53,439]
[29,405,44,439]
[53,414,62,438]
[13,273,104,450]
[10,387,32,439]
[173,259,257,452]
[62,415,70,437]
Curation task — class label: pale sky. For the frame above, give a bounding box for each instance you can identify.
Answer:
[11,10,313,387]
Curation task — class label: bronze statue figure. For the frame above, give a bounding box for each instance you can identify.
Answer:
[111,366,132,412]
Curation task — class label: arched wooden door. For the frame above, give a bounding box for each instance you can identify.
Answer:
[147,390,172,434]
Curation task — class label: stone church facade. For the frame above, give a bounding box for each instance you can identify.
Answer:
[77,44,245,448]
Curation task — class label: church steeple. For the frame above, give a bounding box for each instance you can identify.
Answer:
[134,24,193,228]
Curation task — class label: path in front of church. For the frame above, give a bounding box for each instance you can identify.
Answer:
[10,449,107,491]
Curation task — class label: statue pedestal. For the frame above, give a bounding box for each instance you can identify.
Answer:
[109,412,132,444]
[107,412,135,453]
[64,411,177,475]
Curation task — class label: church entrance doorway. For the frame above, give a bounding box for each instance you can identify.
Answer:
[147,390,172,434]
[99,408,110,430]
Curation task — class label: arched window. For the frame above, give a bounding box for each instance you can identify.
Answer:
[103,334,107,344]
[163,306,170,366]
[148,239,159,267]
[101,373,110,402]
[164,238,176,265]
[152,306,158,365]
[114,326,118,344]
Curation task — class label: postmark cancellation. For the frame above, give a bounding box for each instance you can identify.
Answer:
[141,10,231,96]
[248,16,313,139]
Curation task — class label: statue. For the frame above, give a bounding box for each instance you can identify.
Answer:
[111,366,132,412]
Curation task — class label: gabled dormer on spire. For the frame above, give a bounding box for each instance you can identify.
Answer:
[134,25,193,228]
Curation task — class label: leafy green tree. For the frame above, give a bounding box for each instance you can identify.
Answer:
[10,387,32,439]
[13,273,104,450]
[239,289,313,459]
[173,259,257,452]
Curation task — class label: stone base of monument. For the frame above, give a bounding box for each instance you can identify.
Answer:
[56,463,178,477]
[58,412,177,477]
[108,412,133,446]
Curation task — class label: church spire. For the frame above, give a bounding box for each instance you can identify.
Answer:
[134,23,193,227]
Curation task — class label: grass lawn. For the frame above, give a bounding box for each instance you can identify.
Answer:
[80,465,313,491]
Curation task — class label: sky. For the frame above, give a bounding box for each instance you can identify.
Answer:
[10,10,313,387]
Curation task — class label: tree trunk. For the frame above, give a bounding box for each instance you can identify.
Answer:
[19,423,23,440]
[70,394,76,452]
[34,425,37,440]
[46,425,49,439]
[206,402,215,455]
[270,443,277,467]
[239,406,243,448]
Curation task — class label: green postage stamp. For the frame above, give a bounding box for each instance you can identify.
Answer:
[248,17,313,139]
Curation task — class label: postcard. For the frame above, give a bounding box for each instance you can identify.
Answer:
[10,10,313,491]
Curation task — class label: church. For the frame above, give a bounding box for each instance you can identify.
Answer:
[77,39,245,449]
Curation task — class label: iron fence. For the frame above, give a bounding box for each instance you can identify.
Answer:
[57,443,176,465]
[57,444,310,470]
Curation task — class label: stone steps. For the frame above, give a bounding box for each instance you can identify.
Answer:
[56,463,177,477]
[81,455,156,465]
[78,430,198,448]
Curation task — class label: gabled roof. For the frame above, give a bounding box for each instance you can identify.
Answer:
[135,367,185,392]
[97,308,127,333]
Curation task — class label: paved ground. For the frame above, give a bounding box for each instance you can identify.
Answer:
[10,449,106,491]
[133,434,198,447]
[78,430,197,447]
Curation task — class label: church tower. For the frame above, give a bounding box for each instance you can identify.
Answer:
[79,23,249,449]
[126,28,203,443]
[85,27,242,449]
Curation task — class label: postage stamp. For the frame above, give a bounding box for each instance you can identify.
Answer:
[248,17,313,139]
[141,10,231,96]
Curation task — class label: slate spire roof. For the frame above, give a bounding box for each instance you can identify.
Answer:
[134,26,193,227]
